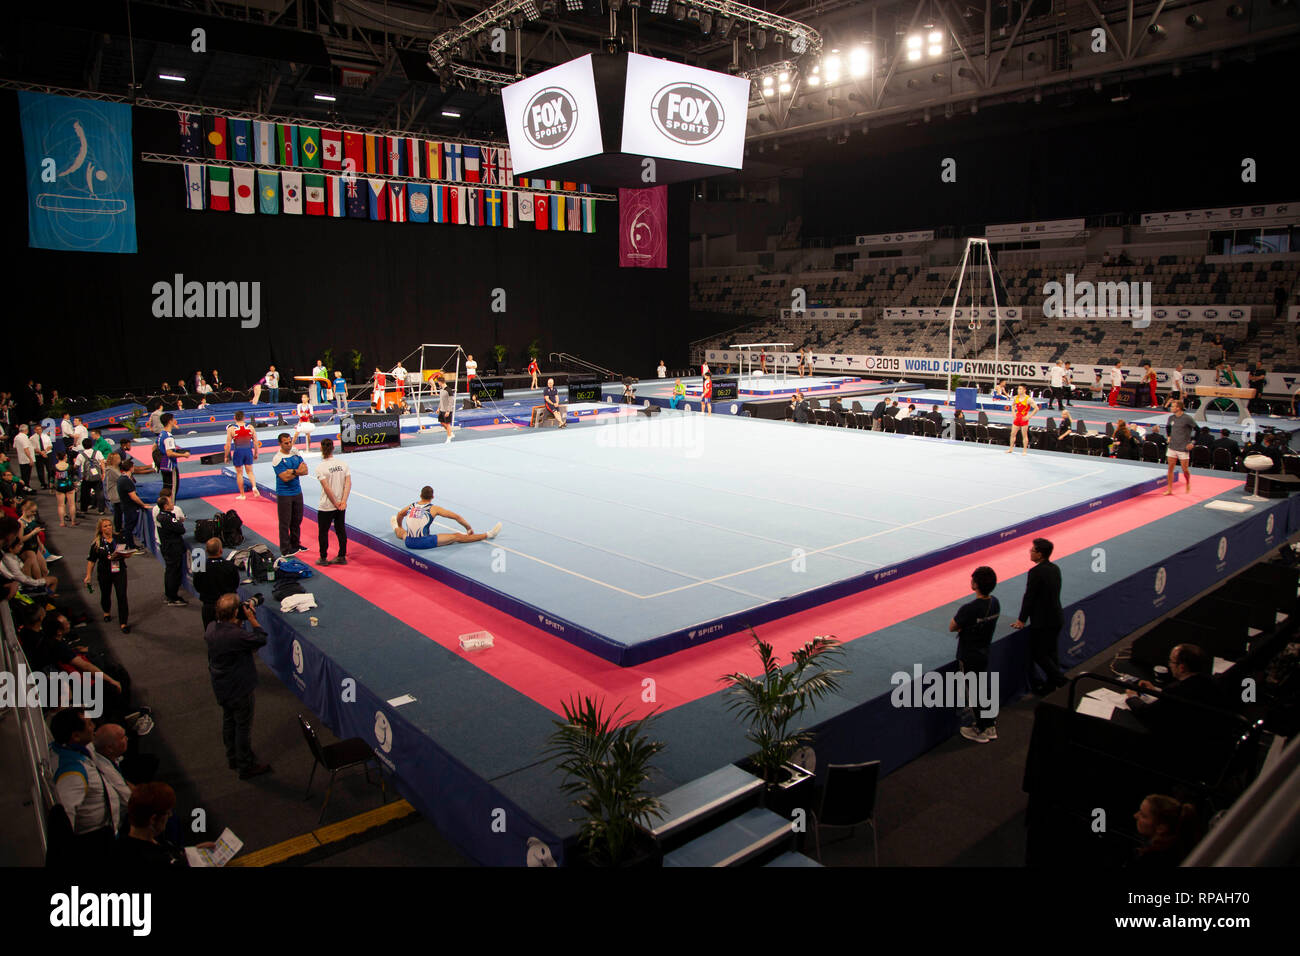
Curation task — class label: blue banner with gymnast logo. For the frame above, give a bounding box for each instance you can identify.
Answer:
[18,92,137,254]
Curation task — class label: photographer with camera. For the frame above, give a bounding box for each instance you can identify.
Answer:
[204,592,271,779]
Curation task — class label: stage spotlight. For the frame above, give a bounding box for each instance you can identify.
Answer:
[716,16,733,37]
[906,35,923,62]
[521,0,540,19]
[762,76,774,96]
[773,32,784,46]
[565,0,584,11]
[1147,22,1166,38]
[686,8,700,25]
[671,2,686,20]
[778,81,791,94]
[649,0,668,13]
[755,30,767,50]
[823,53,841,83]
[849,46,868,77]
[807,67,821,86]
[1186,13,1205,27]
[700,13,712,33]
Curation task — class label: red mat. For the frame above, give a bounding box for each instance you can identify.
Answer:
[204,474,1242,718]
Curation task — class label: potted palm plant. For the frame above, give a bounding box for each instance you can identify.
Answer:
[547,695,666,867]
[720,631,847,814]
[493,343,509,374]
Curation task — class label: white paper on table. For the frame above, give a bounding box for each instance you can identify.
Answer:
[1086,688,1132,710]
[184,828,243,867]
[1076,696,1115,719]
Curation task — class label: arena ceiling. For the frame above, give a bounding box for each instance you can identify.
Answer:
[4,0,1298,149]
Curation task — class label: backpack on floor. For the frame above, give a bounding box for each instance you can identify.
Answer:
[231,544,275,583]
[220,508,244,547]
[193,517,223,544]
[272,556,314,580]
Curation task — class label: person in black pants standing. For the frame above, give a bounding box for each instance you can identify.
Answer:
[205,593,272,779]
[115,459,148,552]
[193,537,241,630]
[154,495,188,606]
[270,432,308,555]
[1012,537,1067,694]
[84,517,133,632]
[314,438,350,566]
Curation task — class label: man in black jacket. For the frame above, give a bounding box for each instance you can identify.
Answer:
[791,391,811,424]
[1012,537,1067,694]
[192,537,241,630]
[155,495,188,607]
[1212,429,1241,461]
[1127,644,1237,769]
[205,593,271,779]
[871,397,888,425]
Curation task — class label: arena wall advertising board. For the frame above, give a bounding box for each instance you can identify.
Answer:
[619,53,748,169]
[502,55,605,176]
[702,350,1300,395]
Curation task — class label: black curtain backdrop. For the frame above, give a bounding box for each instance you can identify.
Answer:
[2,99,691,395]
[798,57,1289,239]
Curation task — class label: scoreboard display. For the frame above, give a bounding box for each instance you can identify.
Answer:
[340,414,401,453]
[567,376,602,403]
[470,377,505,402]
[712,378,739,402]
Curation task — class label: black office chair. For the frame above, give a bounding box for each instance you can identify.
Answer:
[921,418,938,438]
[897,417,915,435]
[812,760,881,865]
[1045,416,1056,434]
[1071,433,1091,455]
[1075,418,1087,434]
[975,423,990,443]
[1141,441,1162,462]
[1211,447,1234,471]
[882,415,897,433]
[298,714,387,824]
[1191,445,1212,468]
[1104,421,1114,438]
[977,410,990,427]
[1087,434,1107,456]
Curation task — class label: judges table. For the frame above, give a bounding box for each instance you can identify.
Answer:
[1193,385,1256,424]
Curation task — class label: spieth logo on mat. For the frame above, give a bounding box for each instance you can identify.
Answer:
[688,623,725,640]
[873,568,898,582]
[291,639,304,674]
[523,88,578,149]
[651,83,724,145]
[999,529,1019,539]
[374,711,393,753]
[1069,609,1086,641]
[536,613,565,633]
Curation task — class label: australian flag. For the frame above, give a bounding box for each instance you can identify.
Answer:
[178,111,202,156]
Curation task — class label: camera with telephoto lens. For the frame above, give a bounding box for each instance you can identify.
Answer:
[236,593,265,620]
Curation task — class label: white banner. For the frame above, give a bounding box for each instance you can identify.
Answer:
[855,230,934,246]
[882,307,1023,321]
[780,308,862,321]
[985,218,1085,240]
[1141,202,1299,233]
[702,350,1296,395]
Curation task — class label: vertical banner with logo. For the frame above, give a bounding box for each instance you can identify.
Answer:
[618,186,667,269]
[18,92,137,253]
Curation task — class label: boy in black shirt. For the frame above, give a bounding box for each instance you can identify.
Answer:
[949,565,1001,743]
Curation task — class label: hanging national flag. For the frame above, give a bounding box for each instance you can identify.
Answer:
[466,187,481,226]
[386,136,405,177]
[281,170,303,214]
[581,183,596,233]
[229,119,251,162]
[299,127,322,168]
[432,185,447,223]
[454,187,468,225]
[389,182,407,222]
[344,175,367,219]
[446,186,460,225]
[326,174,346,217]
[503,188,514,228]
[277,124,299,167]
[364,134,382,174]
[208,165,231,211]
[503,149,514,188]
[562,180,577,192]
[517,189,535,224]
[405,139,423,180]
[534,188,548,231]
[203,116,228,160]
[183,164,205,210]
[253,122,275,165]
[367,178,388,221]
[425,140,443,180]
[484,189,503,227]
[178,111,203,156]
[566,194,581,231]
[304,173,326,215]
[257,170,280,214]
[233,167,256,214]
[549,182,564,230]
[443,143,463,181]
[463,146,481,183]
[321,129,342,170]
[480,147,499,185]
[343,132,364,177]
[408,183,432,223]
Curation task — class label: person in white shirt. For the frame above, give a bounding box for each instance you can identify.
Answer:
[657,360,667,379]
[311,359,328,404]
[701,362,710,378]
[314,438,351,565]
[465,354,478,384]
[12,423,35,488]
[72,417,89,448]
[50,709,131,857]
[265,365,281,404]
[1108,363,1124,407]
[293,394,316,453]
[32,423,54,489]
[1049,361,1065,411]
[392,362,408,410]
[59,413,75,446]
[1063,362,1075,406]
[1166,364,1185,409]
[76,438,107,516]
